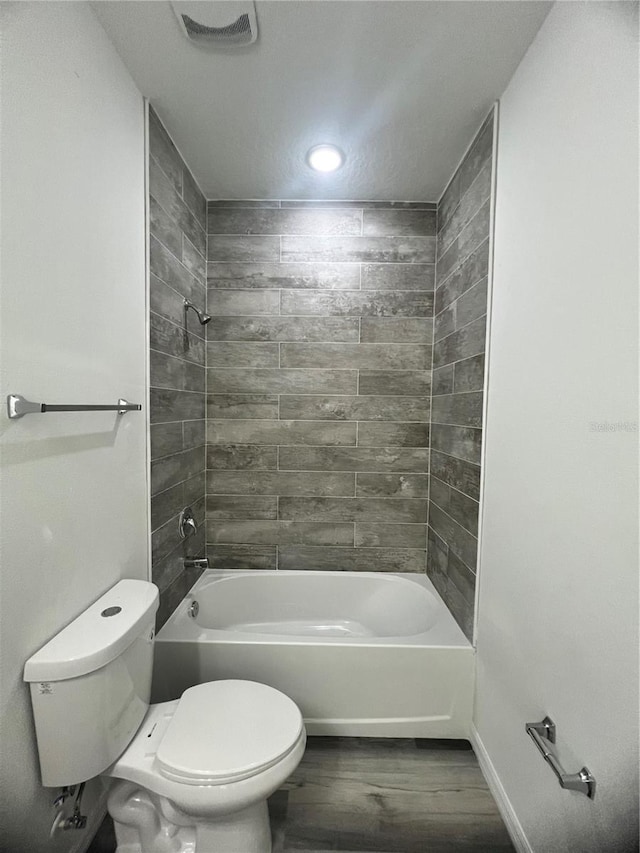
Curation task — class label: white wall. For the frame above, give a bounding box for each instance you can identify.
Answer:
[473,3,639,852]
[0,3,147,851]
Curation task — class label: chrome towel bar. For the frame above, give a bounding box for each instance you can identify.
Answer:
[7,394,142,420]
[526,716,596,799]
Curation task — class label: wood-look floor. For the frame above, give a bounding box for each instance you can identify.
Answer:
[89,738,514,853]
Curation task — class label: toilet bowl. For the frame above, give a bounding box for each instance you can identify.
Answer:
[23,580,306,853]
[106,680,306,852]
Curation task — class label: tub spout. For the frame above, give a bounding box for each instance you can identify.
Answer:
[184,557,209,570]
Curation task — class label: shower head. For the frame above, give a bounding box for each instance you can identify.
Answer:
[184,299,212,325]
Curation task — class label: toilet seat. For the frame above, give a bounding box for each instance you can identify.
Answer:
[156,680,304,785]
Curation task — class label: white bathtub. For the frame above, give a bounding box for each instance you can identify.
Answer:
[153,570,474,738]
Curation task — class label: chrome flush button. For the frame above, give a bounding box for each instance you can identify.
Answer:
[101,606,122,617]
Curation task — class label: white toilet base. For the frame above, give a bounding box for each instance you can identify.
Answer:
[109,780,272,853]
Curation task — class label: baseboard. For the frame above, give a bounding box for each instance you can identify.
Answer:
[470,724,533,853]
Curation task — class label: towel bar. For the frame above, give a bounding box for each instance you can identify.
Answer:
[7,394,142,420]
[526,717,596,799]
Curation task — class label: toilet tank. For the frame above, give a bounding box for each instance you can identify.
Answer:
[24,580,159,787]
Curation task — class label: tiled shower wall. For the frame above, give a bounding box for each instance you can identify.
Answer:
[205,201,436,572]
[427,110,495,639]
[148,107,207,626]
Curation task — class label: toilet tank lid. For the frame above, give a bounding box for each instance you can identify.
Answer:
[24,580,159,683]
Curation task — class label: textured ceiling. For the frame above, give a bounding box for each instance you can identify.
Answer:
[93,1,551,201]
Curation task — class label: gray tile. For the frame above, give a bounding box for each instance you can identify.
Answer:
[281,343,430,370]
[427,525,449,585]
[358,422,430,447]
[150,195,182,259]
[355,523,426,548]
[358,370,431,396]
[443,573,475,641]
[279,395,429,422]
[207,316,359,342]
[207,471,355,497]
[436,200,491,286]
[438,160,492,260]
[434,304,455,342]
[156,565,204,628]
[206,342,279,368]
[208,235,280,262]
[458,111,494,201]
[361,263,435,291]
[152,517,183,570]
[362,209,437,237]
[207,394,279,420]
[184,472,206,509]
[207,208,362,236]
[208,200,280,209]
[454,354,485,393]
[150,388,205,424]
[281,290,433,317]
[206,520,354,546]
[150,312,204,365]
[431,392,484,428]
[207,368,357,395]
[429,504,478,571]
[206,444,277,470]
[431,450,481,501]
[448,549,477,601]
[149,158,205,255]
[456,277,488,329]
[206,419,356,446]
[429,476,480,536]
[181,235,206,282]
[151,422,183,461]
[360,318,433,344]
[280,200,437,209]
[356,473,429,498]
[281,235,436,264]
[207,262,359,290]
[151,481,184,532]
[206,495,278,519]
[432,365,454,396]
[433,316,486,369]
[150,349,205,393]
[279,496,427,523]
[430,424,482,466]
[151,446,204,496]
[182,168,206,228]
[205,544,277,570]
[207,289,280,316]
[279,446,430,473]
[183,420,206,451]
[277,545,425,572]
[435,239,489,314]
[150,274,205,338]
[150,236,204,304]
[149,108,182,192]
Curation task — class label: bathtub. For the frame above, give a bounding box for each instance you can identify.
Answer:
[153,570,474,738]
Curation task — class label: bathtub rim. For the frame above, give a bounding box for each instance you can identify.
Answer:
[156,570,471,649]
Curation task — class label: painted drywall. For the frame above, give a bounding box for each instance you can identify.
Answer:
[0,3,147,851]
[473,3,639,851]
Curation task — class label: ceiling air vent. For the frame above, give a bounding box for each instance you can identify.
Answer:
[172,2,258,48]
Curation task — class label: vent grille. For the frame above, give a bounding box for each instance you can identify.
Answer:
[181,13,254,45]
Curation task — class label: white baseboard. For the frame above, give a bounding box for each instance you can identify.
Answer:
[470,724,533,853]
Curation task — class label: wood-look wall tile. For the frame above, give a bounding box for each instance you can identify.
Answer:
[358,370,431,396]
[281,235,436,264]
[207,207,362,236]
[430,424,482,466]
[207,471,355,497]
[358,422,430,447]
[430,450,481,501]
[182,235,206,281]
[206,419,356,447]
[429,504,478,571]
[280,395,429,423]
[151,446,204,496]
[434,304,455,342]
[281,290,433,317]
[182,168,206,228]
[205,544,277,570]
[355,523,426,548]
[206,495,278,519]
[360,317,433,344]
[206,444,277,470]
[280,200,436,210]
[457,112,494,202]
[456,278,488,329]
[436,200,491,286]
[429,476,480,536]
[207,262,359,290]
[150,312,204,364]
[279,496,427,523]
[150,195,182,259]
[281,343,430,370]
[150,422,183,461]
[151,481,184,532]
[432,364,454,396]
[278,545,425,572]
[207,394,279,420]
[150,236,204,305]
[150,388,205,424]
[433,316,486,369]
[150,350,205,393]
[207,368,357,395]
[150,274,204,338]
[361,263,435,291]
[183,420,206,452]
[208,200,280,209]
[435,239,489,313]
[356,473,429,498]
[206,520,354,546]
[431,392,484,428]
[149,109,182,192]
[207,316,360,342]
[206,342,279,368]
[207,289,280,316]
[208,235,280,263]
[437,160,492,260]
[149,158,205,255]
[454,354,485,393]
[362,209,437,237]
[279,446,430,473]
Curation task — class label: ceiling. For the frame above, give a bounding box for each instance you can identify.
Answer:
[93,1,551,201]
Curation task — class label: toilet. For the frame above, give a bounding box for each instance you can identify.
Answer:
[24,579,306,853]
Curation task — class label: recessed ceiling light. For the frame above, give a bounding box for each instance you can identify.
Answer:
[306,144,345,173]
